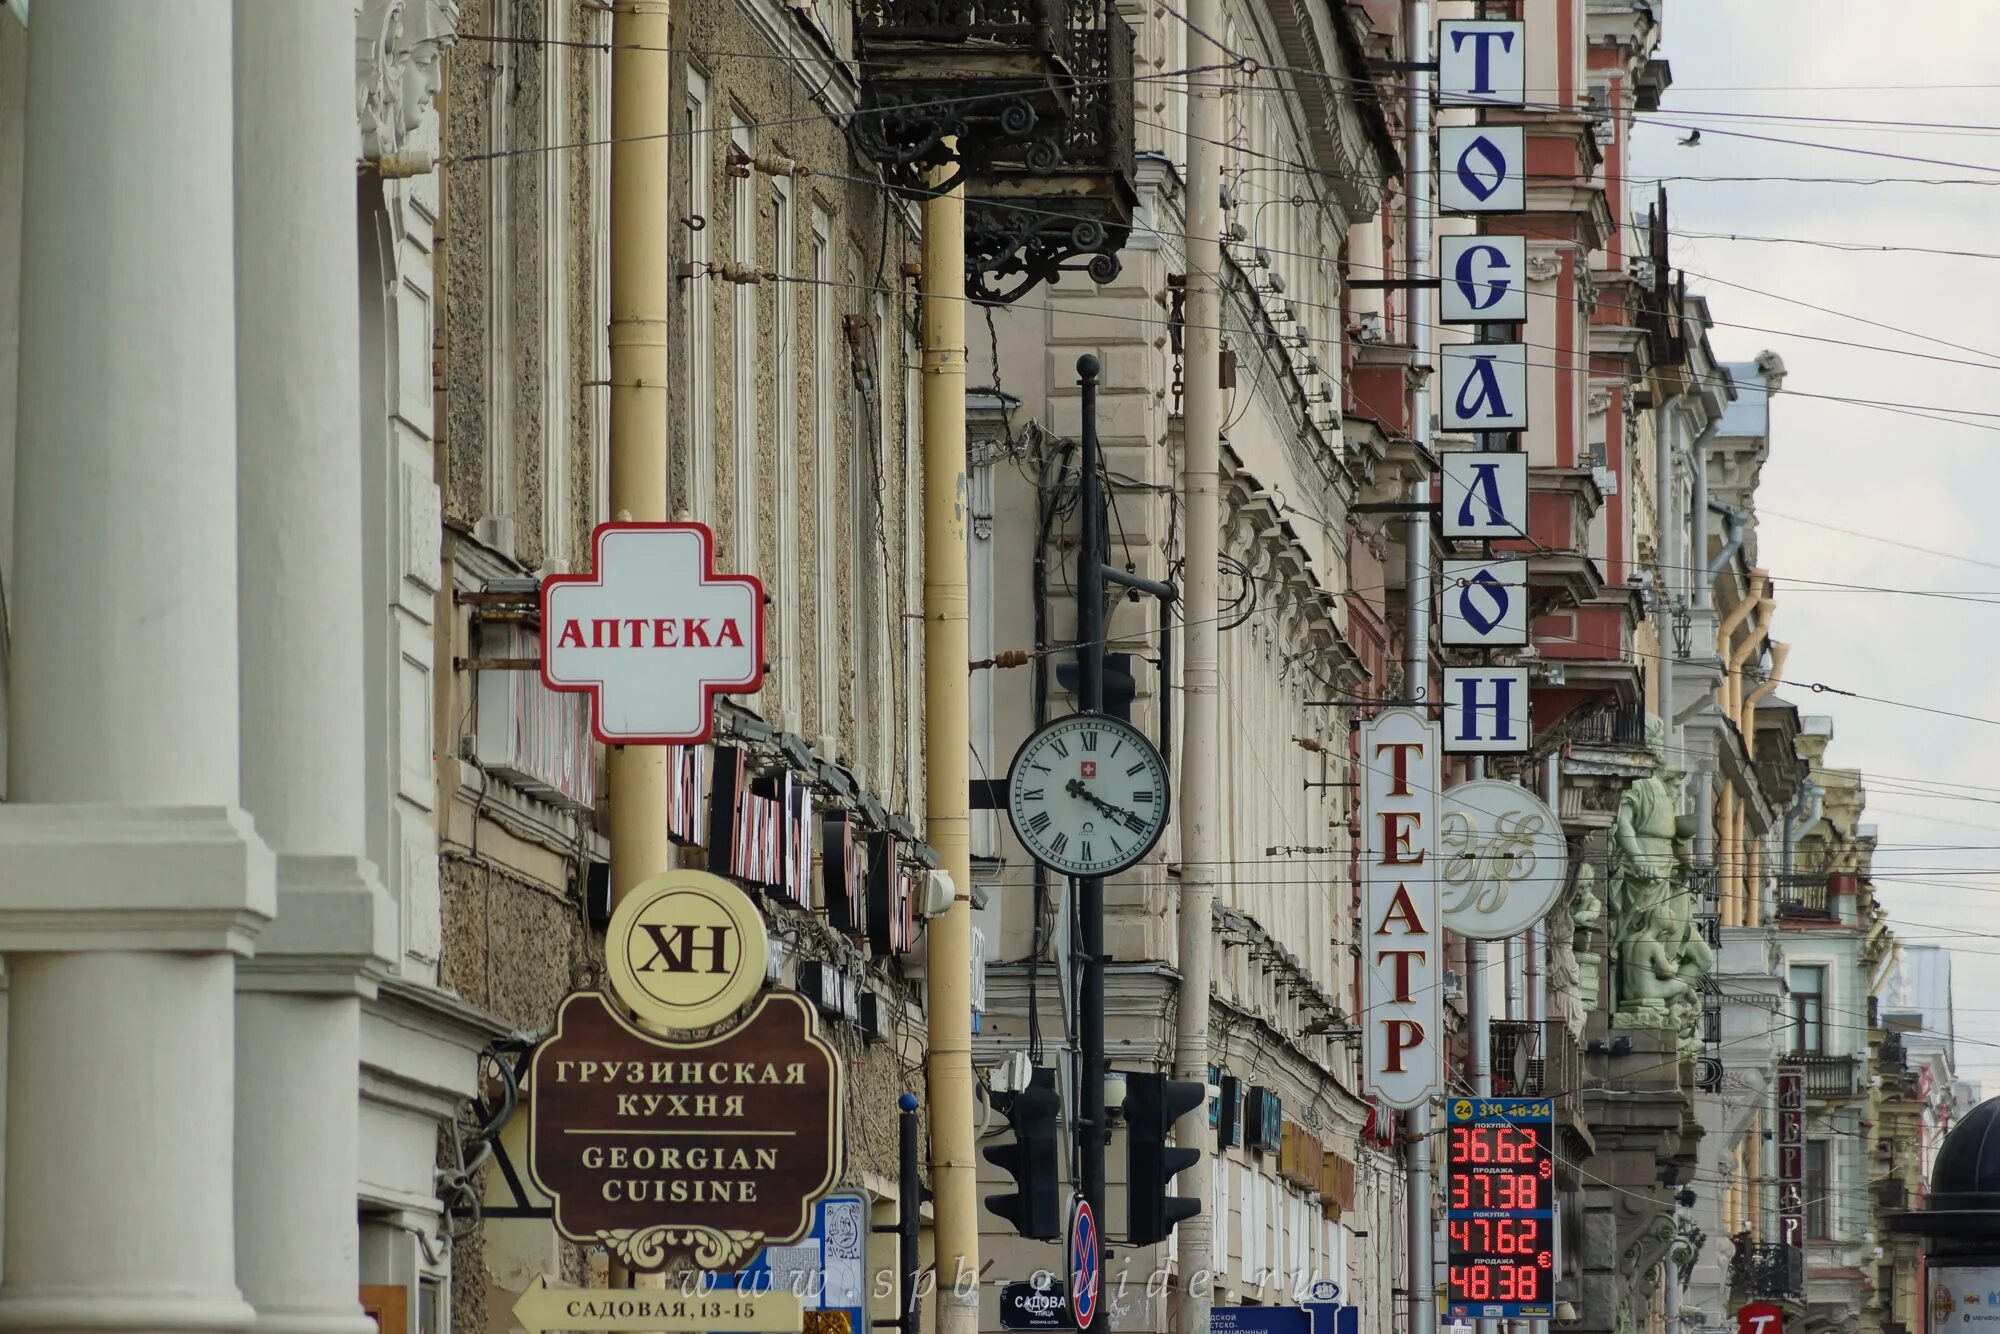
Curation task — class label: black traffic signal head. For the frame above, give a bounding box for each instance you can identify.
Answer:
[1124,1071,1205,1246]
[984,1066,1062,1240]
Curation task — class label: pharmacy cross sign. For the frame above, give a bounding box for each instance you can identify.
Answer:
[541,522,765,745]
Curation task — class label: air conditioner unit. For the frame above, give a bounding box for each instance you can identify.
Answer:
[472,620,598,810]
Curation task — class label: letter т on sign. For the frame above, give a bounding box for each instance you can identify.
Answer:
[540,521,765,744]
[1438,20,1527,107]
[1738,1304,1784,1334]
[1359,708,1442,1110]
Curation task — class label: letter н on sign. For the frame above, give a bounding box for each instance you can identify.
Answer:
[1438,20,1527,107]
[541,521,765,745]
[1359,708,1442,1110]
[1440,452,1527,541]
[1438,126,1526,214]
[1442,668,1529,755]
[1439,345,1528,432]
[528,990,844,1273]
[1438,235,1527,326]
[1441,559,1528,648]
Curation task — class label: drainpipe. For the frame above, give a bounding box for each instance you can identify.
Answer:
[1707,498,1747,584]
[1690,421,1718,613]
[1717,569,1766,720]
[1403,9,1437,1334]
[1656,396,1684,606]
[1174,0,1226,1317]
[1742,639,1789,733]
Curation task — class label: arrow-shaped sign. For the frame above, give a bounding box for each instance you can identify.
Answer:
[513,1283,804,1334]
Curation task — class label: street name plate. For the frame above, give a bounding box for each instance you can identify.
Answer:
[514,1284,805,1333]
[529,990,843,1272]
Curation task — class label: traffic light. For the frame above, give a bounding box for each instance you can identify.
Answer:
[1124,1071,1204,1246]
[984,1066,1062,1239]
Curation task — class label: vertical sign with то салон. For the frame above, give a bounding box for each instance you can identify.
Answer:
[1360,709,1443,1110]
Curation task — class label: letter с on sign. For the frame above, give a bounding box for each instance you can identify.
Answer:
[541,521,765,745]
[1359,708,1442,1110]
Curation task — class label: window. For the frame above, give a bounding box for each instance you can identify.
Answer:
[810,207,837,745]
[1805,1139,1830,1238]
[682,67,713,523]
[1790,964,1825,1054]
[730,115,758,574]
[771,175,799,727]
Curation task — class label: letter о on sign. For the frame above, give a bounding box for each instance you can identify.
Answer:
[1440,451,1527,540]
[1440,559,1528,647]
[1438,126,1526,214]
[1440,345,1528,432]
[1439,235,1527,326]
[1438,20,1527,107]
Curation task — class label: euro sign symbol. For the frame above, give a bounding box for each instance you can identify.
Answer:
[1455,134,1511,201]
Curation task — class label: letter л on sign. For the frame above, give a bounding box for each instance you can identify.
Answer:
[1440,452,1527,541]
[1359,708,1442,1110]
[1438,235,1528,326]
[1438,20,1527,107]
[541,521,765,744]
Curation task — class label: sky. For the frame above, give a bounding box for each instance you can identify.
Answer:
[1627,2,2000,1090]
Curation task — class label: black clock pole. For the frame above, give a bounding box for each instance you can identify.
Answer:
[1074,354,1108,1331]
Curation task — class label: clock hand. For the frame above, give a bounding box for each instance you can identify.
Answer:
[1065,777,1143,826]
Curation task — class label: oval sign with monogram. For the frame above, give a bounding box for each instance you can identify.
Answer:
[1439,779,1568,939]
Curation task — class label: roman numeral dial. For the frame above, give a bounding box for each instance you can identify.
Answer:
[1004,712,1171,878]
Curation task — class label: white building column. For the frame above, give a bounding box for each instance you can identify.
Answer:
[232,4,395,1334]
[0,4,270,1334]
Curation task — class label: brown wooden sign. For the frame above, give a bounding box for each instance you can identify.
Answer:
[529,990,844,1271]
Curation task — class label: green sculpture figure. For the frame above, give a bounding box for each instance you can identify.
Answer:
[1610,717,1709,1035]
[1569,863,1603,1017]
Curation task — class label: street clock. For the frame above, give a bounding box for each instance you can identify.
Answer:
[1005,713,1169,878]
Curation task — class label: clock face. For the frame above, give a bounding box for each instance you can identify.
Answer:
[1005,713,1170,877]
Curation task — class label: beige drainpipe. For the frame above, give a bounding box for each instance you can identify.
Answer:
[1719,570,1770,723]
[1740,639,1789,927]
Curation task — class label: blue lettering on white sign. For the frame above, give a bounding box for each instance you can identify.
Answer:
[1452,673,1518,743]
[1454,135,1511,203]
[1456,569,1513,638]
[1454,460,1509,530]
[1449,27,1516,95]
[1452,243,1513,314]
[1454,354,1514,423]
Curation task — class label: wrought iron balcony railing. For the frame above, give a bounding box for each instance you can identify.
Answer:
[1776,873,1835,921]
[1571,704,1648,749]
[1491,1019,1582,1124]
[1880,1031,1907,1071]
[1730,1241,1803,1301]
[1794,1052,1862,1100]
[852,0,1136,301]
[1875,1177,1909,1210]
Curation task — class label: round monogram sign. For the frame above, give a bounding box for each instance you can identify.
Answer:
[1439,779,1568,940]
[605,869,769,1031]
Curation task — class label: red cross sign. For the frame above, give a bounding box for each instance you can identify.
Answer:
[540,522,765,744]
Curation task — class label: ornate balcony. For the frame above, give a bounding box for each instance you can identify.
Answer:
[1731,1241,1804,1302]
[1796,1052,1863,1100]
[1776,873,1835,921]
[852,0,1137,302]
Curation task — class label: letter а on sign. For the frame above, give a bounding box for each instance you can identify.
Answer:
[1440,345,1528,432]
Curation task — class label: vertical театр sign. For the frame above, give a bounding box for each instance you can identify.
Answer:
[1446,1097,1556,1319]
[1360,708,1442,1110]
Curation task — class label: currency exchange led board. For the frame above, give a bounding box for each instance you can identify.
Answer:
[1445,1097,1555,1319]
